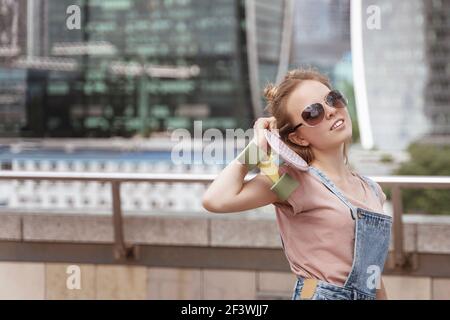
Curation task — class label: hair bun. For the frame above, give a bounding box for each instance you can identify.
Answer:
[263,83,278,102]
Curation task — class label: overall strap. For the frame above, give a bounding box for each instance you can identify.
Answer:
[308,166,358,220]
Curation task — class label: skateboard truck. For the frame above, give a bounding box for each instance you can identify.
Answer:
[237,129,308,201]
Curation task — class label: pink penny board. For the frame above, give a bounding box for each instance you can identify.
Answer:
[263,129,309,171]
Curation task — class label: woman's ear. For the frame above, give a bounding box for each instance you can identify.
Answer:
[288,131,310,147]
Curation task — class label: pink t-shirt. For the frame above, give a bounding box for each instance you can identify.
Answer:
[273,163,388,286]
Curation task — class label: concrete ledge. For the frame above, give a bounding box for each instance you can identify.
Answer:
[125,216,208,246]
[0,214,21,241]
[22,214,113,243]
[210,218,280,248]
[405,214,450,254]
[18,213,208,246]
[418,224,450,254]
[1,212,449,255]
[389,223,417,252]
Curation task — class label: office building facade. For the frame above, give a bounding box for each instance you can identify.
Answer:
[352,0,449,151]
[0,0,292,137]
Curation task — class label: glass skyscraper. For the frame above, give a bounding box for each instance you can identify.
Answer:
[352,0,449,151]
[423,0,450,137]
[0,0,291,138]
[291,0,351,75]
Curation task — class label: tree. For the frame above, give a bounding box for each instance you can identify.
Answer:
[391,142,450,215]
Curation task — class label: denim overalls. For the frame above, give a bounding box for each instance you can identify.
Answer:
[285,166,393,300]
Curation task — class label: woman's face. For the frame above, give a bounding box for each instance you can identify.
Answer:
[285,80,352,151]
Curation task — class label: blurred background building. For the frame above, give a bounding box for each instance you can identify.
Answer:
[423,0,450,136]
[0,0,292,137]
[0,0,448,149]
[353,0,449,151]
[291,0,351,75]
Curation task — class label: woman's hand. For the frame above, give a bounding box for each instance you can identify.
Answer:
[253,116,277,154]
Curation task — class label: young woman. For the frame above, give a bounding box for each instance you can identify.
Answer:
[202,68,392,300]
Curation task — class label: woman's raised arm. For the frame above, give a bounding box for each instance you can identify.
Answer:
[202,117,280,213]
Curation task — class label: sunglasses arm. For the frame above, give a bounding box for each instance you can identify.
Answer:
[290,123,303,133]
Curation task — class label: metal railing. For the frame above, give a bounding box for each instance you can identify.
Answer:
[0,171,449,270]
[373,176,450,271]
[0,171,218,262]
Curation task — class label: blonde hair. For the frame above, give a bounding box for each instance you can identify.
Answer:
[263,67,351,164]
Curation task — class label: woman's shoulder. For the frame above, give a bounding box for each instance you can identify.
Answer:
[351,171,387,206]
[278,162,321,189]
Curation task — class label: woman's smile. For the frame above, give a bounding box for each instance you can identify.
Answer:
[330,119,345,131]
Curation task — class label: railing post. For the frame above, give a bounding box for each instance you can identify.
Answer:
[111,181,138,261]
[391,185,405,268]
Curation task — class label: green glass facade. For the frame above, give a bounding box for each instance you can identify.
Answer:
[0,0,287,138]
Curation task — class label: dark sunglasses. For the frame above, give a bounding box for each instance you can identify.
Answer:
[289,89,348,133]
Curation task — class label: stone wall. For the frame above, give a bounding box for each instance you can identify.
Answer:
[0,262,449,300]
[0,211,449,300]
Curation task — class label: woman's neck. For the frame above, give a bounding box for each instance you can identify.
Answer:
[309,146,352,183]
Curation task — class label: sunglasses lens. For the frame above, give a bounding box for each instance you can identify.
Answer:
[327,90,347,108]
[302,103,324,126]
